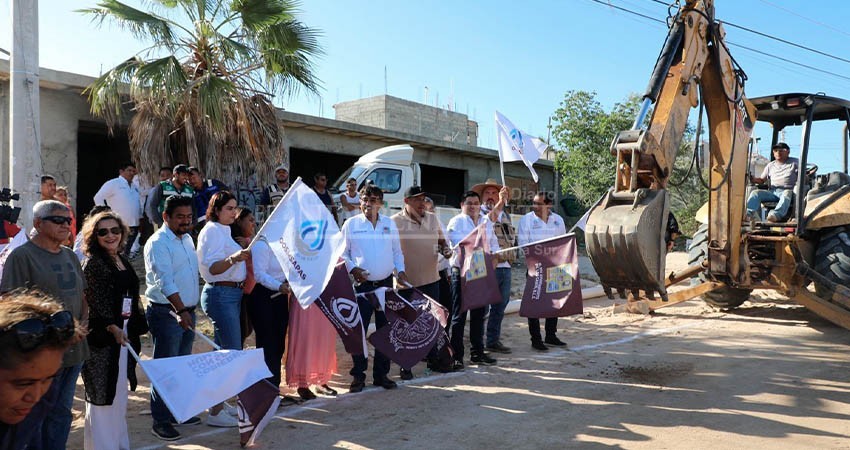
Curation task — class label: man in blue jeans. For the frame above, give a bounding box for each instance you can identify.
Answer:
[0,200,89,449]
[143,195,202,441]
[747,142,799,222]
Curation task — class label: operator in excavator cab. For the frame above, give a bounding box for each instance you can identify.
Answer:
[746,142,799,222]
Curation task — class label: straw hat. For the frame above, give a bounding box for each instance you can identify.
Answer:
[471,178,503,197]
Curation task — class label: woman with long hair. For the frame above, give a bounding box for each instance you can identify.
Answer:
[79,211,147,449]
[196,191,249,427]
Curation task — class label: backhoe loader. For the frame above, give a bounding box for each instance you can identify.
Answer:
[584,0,850,329]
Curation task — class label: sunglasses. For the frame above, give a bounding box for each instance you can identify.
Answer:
[2,310,75,352]
[41,215,73,226]
[96,227,122,237]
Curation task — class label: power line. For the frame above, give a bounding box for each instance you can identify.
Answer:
[647,0,850,66]
[756,0,850,39]
[588,0,850,84]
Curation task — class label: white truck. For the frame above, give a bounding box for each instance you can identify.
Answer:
[330,143,522,225]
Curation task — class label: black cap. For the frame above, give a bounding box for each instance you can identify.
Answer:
[173,164,190,174]
[772,142,790,151]
[404,186,426,198]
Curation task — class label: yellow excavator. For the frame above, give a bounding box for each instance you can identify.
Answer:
[584,0,850,329]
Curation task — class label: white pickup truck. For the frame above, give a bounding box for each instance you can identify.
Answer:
[330,143,522,225]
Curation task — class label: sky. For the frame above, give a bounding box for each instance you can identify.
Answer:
[3,0,850,171]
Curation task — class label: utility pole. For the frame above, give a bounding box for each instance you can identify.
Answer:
[10,0,41,229]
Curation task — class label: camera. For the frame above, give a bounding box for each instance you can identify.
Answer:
[0,188,21,224]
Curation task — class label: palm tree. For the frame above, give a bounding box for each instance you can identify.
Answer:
[79,0,322,185]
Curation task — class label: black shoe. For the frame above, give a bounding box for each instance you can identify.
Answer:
[470,352,497,365]
[400,369,414,380]
[316,384,338,396]
[485,341,512,354]
[373,378,398,389]
[544,336,567,347]
[170,416,201,426]
[532,341,549,351]
[297,387,316,400]
[451,360,465,372]
[349,380,366,393]
[152,422,181,441]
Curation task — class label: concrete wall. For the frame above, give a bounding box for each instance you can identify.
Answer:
[0,64,97,203]
[334,95,478,146]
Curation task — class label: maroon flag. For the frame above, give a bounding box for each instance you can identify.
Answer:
[458,223,502,312]
[367,289,443,370]
[520,234,583,318]
[236,379,281,447]
[313,264,369,355]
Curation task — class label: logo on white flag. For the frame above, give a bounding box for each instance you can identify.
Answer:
[510,129,525,153]
[297,219,328,256]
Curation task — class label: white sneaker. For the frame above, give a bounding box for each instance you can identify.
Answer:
[223,401,239,417]
[206,409,239,428]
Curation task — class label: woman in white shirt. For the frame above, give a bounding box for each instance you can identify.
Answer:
[338,178,360,223]
[196,191,250,426]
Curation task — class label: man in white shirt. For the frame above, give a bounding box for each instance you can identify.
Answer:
[471,179,514,355]
[518,192,568,351]
[341,184,409,392]
[446,191,500,369]
[93,162,142,255]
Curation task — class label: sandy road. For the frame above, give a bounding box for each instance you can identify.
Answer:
[66,253,850,449]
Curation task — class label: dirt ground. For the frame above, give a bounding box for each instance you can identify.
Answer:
[65,253,850,449]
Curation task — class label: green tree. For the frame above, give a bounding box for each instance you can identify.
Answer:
[79,0,322,184]
[550,90,640,209]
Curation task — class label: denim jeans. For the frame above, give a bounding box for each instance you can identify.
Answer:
[449,268,486,361]
[41,363,83,449]
[351,277,392,382]
[123,226,139,256]
[146,305,196,425]
[486,267,512,347]
[746,187,793,219]
[201,284,243,351]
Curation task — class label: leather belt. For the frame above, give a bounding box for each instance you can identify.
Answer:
[211,281,244,288]
[150,303,196,312]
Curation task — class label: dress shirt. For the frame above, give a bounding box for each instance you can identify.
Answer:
[446,213,499,268]
[518,211,567,246]
[93,176,142,226]
[251,238,287,292]
[482,206,512,269]
[144,225,200,306]
[196,221,247,283]
[341,213,405,281]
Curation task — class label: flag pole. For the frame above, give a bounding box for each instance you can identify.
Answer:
[169,311,222,350]
[247,176,304,251]
[493,232,576,255]
[567,193,606,234]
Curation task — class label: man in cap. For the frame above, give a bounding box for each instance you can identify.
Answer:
[188,166,229,232]
[260,163,291,210]
[148,164,195,227]
[471,178,514,355]
[391,186,454,377]
[747,142,799,222]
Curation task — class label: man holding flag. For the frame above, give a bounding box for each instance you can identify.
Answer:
[446,191,500,368]
[341,184,409,392]
[518,192,568,351]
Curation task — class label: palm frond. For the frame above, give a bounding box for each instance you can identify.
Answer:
[230,0,296,31]
[83,57,142,126]
[77,0,178,49]
[255,20,322,96]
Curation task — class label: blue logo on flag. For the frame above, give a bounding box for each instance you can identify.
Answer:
[510,128,524,153]
[298,220,327,256]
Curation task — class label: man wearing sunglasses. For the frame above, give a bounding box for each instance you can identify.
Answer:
[0,200,88,449]
[0,293,83,450]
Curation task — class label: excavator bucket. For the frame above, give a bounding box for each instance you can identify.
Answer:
[585,188,670,301]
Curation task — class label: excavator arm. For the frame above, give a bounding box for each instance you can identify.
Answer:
[585,0,756,301]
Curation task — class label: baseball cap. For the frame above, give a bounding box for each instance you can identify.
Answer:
[404,186,427,198]
[173,164,190,174]
[275,163,289,172]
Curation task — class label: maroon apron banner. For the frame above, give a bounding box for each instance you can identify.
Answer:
[314,264,369,355]
[236,379,281,448]
[459,223,502,313]
[520,234,583,318]
[368,289,443,370]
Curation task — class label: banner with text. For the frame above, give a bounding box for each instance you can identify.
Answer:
[520,234,583,318]
[314,263,369,355]
[459,224,502,312]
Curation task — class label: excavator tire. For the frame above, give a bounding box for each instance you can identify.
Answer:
[814,226,850,299]
[687,224,752,309]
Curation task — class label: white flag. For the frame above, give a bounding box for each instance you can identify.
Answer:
[495,111,547,182]
[254,177,345,309]
[137,349,271,424]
